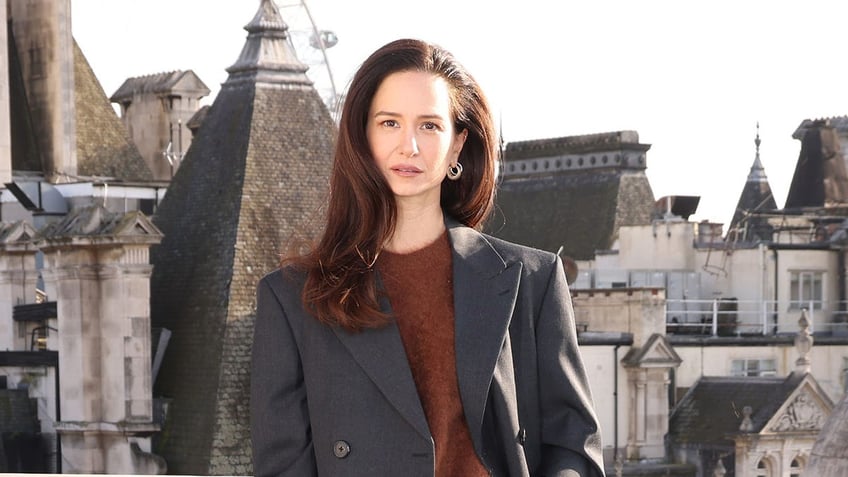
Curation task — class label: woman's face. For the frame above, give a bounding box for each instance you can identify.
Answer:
[366,70,467,207]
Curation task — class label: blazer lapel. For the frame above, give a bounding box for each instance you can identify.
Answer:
[447,221,522,453]
[330,292,431,440]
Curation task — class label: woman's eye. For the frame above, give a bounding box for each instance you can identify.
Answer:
[381,119,398,128]
[421,122,440,131]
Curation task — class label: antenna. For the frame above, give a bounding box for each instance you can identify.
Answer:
[162,120,185,179]
[496,113,506,184]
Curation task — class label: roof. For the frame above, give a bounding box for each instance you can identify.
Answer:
[488,167,654,260]
[35,205,162,243]
[622,334,682,367]
[668,372,833,447]
[73,40,153,181]
[728,149,777,241]
[186,105,211,133]
[505,130,648,160]
[110,70,210,103]
[8,23,151,180]
[793,115,848,140]
[489,130,655,260]
[807,393,848,477]
[224,0,311,88]
[149,1,334,473]
[0,221,36,246]
[785,122,848,208]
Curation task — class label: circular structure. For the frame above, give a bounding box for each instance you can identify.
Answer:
[276,0,340,118]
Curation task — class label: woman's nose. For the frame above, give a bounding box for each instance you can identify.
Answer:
[399,131,419,157]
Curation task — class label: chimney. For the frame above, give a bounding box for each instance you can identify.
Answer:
[9,0,77,180]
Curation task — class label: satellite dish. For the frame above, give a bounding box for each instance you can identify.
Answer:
[561,255,579,286]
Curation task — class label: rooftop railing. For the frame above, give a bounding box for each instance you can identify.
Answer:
[665,298,848,336]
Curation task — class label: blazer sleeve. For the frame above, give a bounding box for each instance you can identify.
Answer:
[251,275,318,477]
[536,256,606,477]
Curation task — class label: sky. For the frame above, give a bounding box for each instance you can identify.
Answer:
[71,0,848,227]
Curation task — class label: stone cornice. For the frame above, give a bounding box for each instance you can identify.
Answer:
[35,205,162,251]
[55,420,159,435]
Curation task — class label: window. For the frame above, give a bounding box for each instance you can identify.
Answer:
[755,456,772,477]
[731,359,777,377]
[789,456,803,477]
[790,271,823,310]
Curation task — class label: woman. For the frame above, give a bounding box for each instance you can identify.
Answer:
[251,38,605,477]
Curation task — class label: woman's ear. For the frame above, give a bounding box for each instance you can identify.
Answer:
[453,129,469,157]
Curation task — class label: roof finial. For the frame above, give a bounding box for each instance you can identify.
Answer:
[748,122,767,182]
[224,0,312,88]
[795,309,813,374]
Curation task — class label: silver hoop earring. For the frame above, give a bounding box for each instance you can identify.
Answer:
[447,162,463,181]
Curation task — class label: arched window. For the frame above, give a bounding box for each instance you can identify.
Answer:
[789,456,804,477]
[755,456,772,477]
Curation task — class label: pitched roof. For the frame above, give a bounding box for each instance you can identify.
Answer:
[0,221,37,245]
[728,133,777,241]
[73,40,153,181]
[149,1,334,473]
[110,70,210,103]
[488,131,654,260]
[668,372,829,447]
[622,333,682,367]
[36,205,162,243]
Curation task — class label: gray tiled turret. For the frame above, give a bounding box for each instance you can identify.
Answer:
[149,0,335,473]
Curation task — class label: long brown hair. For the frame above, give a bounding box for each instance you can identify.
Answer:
[294,38,498,331]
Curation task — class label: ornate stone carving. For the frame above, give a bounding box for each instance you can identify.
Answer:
[771,391,825,432]
[739,406,754,432]
[795,310,813,373]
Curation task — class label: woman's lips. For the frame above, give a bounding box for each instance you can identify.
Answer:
[391,164,422,176]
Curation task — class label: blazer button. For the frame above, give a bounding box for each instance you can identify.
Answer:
[333,440,351,459]
[517,428,527,446]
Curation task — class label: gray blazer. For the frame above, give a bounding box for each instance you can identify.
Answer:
[251,220,605,476]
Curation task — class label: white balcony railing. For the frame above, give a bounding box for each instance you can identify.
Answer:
[665,299,848,336]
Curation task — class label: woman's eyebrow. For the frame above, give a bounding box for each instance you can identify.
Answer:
[373,110,446,121]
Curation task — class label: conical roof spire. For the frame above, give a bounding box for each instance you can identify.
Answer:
[748,122,767,183]
[728,123,778,241]
[225,0,312,88]
[150,1,336,471]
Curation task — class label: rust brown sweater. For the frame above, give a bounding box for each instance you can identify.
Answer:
[377,232,489,476]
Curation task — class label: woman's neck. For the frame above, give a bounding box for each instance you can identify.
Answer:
[385,200,445,254]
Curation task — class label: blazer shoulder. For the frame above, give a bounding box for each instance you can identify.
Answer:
[480,232,559,275]
[258,265,307,303]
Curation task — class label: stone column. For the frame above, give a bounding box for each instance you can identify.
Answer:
[38,206,164,473]
[9,0,77,179]
[0,221,38,351]
[623,333,681,461]
[625,367,673,459]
